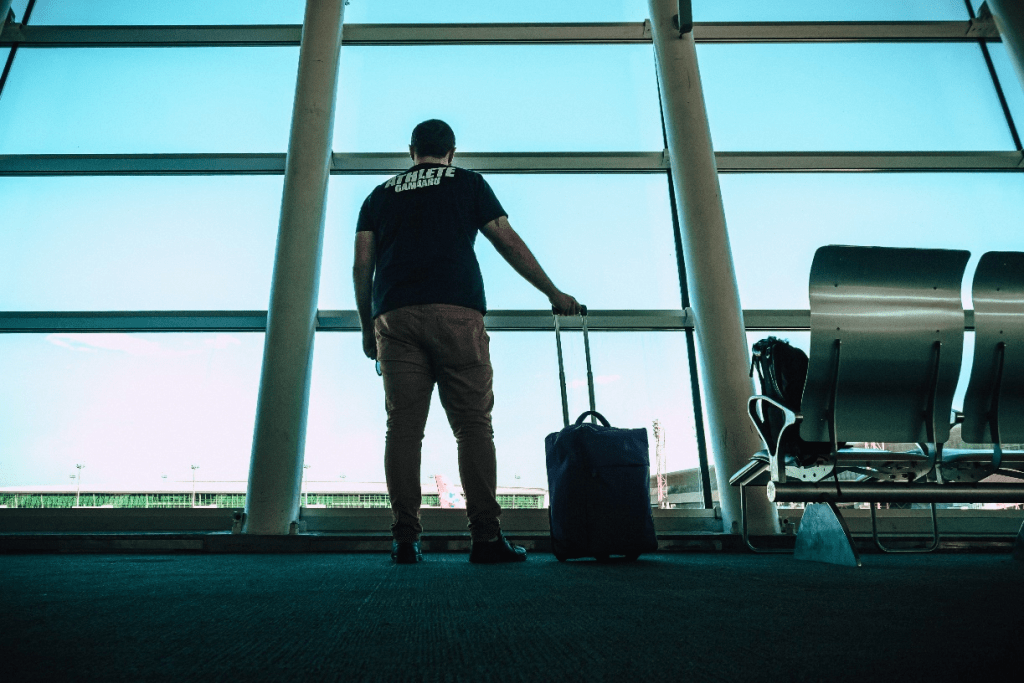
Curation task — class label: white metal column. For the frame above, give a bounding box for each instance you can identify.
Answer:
[989,0,1024,97]
[648,0,779,535]
[244,0,345,535]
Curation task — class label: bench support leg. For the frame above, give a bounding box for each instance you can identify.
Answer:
[794,502,861,567]
[870,502,940,553]
[1014,520,1024,562]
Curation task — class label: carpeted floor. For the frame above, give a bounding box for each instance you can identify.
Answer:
[2,552,1021,682]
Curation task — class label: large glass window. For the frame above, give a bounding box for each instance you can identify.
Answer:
[0,48,298,153]
[5,1,1017,516]
[723,173,1024,310]
[22,0,973,25]
[0,177,281,310]
[28,0,305,25]
[0,333,263,488]
[699,43,1014,151]
[307,330,696,493]
[694,0,969,21]
[332,46,662,153]
[344,0,647,23]
[321,175,680,310]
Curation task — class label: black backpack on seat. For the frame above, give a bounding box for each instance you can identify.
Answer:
[749,337,835,466]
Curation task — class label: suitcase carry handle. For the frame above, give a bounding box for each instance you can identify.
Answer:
[553,307,597,428]
[574,411,610,427]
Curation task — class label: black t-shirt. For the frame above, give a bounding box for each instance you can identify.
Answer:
[356,163,506,318]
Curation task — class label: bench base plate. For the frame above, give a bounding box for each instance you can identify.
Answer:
[794,502,862,567]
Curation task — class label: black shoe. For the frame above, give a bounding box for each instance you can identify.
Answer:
[391,541,422,564]
[469,533,527,564]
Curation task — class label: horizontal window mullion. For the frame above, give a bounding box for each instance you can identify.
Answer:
[0,310,980,332]
[3,152,1023,176]
[0,21,1001,48]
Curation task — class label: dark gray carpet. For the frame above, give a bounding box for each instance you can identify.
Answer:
[2,552,1021,682]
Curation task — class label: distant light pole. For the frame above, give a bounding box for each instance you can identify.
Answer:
[75,464,85,507]
[303,464,312,507]
[191,465,200,507]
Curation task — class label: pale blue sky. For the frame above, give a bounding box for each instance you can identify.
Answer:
[1,0,1022,490]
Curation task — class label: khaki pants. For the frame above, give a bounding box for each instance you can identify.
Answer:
[374,304,501,542]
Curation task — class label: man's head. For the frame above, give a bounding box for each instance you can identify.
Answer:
[410,119,456,164]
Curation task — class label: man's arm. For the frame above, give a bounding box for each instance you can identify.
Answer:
[480,215,582,315]
[353,231,377,359]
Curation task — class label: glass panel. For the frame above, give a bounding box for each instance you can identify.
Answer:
[320,174,680,310]
[694,0,968,21]
[723,173,1024,310]
[25,0,971,24]
[0,333,263,488]
[333,45,662,153]
[344,0,646,23]
[9,0,30,21]
[698,43,1014,151]
[30,0,304,24]
[987,42,1024,138]
[307,330,698,496]
[305,334,388,494]
[0,177,281,310]
[0,48,297,153]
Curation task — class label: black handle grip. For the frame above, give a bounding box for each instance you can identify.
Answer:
[574,411,610,427]
[551,304,587,316]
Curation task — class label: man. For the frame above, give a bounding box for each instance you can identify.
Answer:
[352,119,582,565]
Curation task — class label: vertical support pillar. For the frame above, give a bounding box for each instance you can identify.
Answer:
[648,0,779,536]
[989,0,1024,96]
[244,0,346,535]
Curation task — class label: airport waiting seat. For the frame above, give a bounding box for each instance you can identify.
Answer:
[940,251,1024,483]
[732,245,1024,566]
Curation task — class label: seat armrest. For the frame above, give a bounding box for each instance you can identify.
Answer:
[747,395,799,457]
[747,395,800,483]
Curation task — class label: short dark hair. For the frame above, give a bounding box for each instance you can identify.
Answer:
[410,119,455,158]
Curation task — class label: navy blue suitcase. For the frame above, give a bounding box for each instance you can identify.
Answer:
[545,310,658,561]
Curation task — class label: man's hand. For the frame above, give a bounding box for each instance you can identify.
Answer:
[362,329,377,360]
[550,291,583,316]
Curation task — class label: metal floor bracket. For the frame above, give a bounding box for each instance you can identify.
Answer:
[794,502,861,567]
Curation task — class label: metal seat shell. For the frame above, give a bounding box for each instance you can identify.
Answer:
[800,245,969,445]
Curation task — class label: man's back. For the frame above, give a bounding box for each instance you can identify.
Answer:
[357,163,506,318]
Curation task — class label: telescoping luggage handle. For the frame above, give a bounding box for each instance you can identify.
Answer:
[553,305,596,428]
